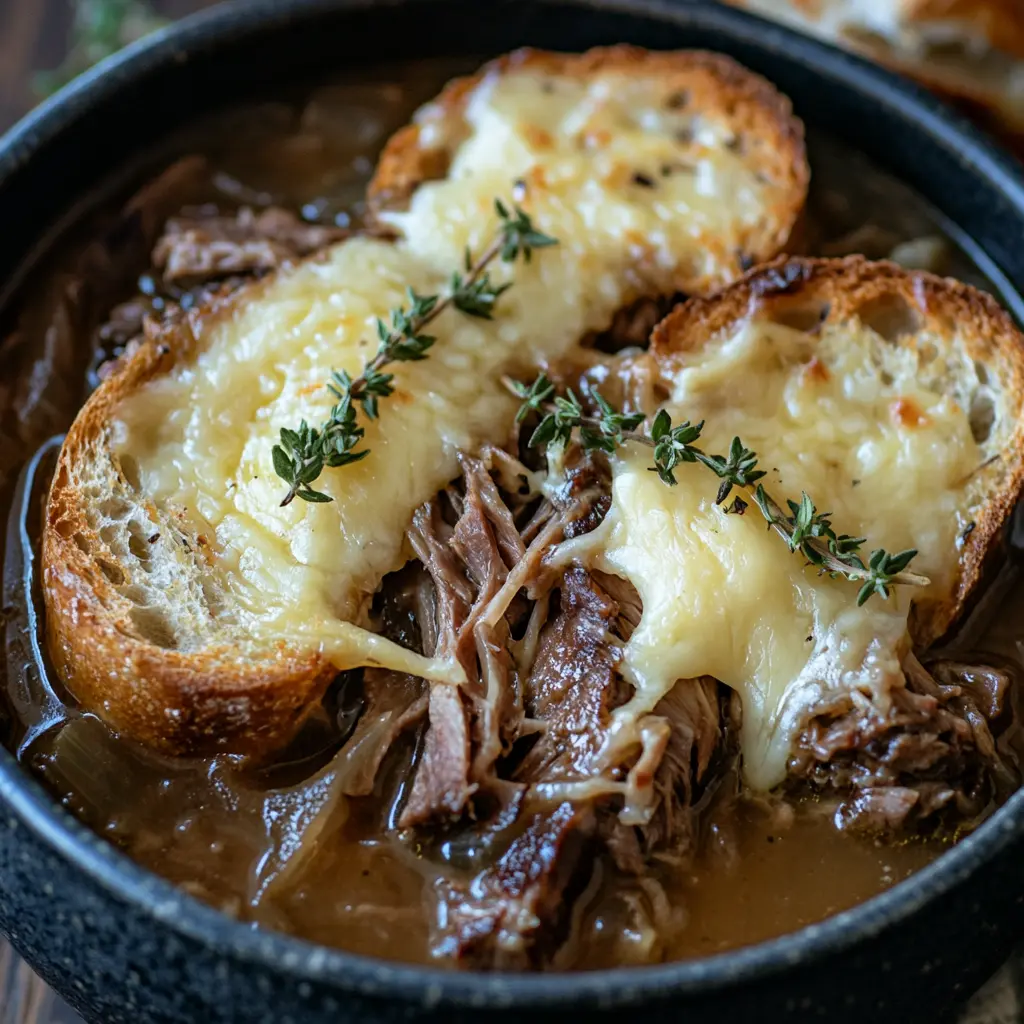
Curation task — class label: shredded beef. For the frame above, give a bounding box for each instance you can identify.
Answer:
[431,801,596,968]
[402,684,475,822]
[407,456,634,966]
[426,564,640,965]
[153,205,346,284]
[410,447,744,968]
[401,502,475,826]
[558,449,612,540]
[454,456,525,781]
[642,677,724,854]
[835,786,922,832]
[789,651,1020,833]
[512,565,725,862]
[94,191,347,380]
[401,457,525,827]
[591,569,644,641]
[515,568,627,783]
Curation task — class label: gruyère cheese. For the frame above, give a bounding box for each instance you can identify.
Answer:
[113,66,781,680]
[732,0,1024,125]
[575,314,979,790]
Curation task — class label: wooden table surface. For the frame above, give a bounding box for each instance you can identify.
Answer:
[0,0,215,131]
[0,9,211,1021]
[0,2,1020,1022]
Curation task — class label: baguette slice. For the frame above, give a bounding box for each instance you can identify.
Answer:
[724,0,1024,142]
[652,255,1024,646]
[42,46,809,758]
[587,255,1024,790]
[367,45,808,294]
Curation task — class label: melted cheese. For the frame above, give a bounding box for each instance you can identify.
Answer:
[386,69,769,286]
[114,67,779,679]
[733,0,1024,122]
[577,316,979,790]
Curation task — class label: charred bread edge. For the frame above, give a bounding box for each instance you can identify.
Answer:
[367,44,810,292]
[651,254,1024,649]
[41,45,811,757]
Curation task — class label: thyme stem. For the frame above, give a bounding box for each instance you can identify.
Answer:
[504,374,930,601]
[273,199,556,506]
[279,238,502,507]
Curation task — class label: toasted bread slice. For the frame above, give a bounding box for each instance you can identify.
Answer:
[651,255,1024,647]
[42,47,809,757]
[724,0,1024,141]
[368,45,808,295]
[587,255,1024,790]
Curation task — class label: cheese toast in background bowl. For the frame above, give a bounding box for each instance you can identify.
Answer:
[2,2,1024,1023]
[720,0,1024,152]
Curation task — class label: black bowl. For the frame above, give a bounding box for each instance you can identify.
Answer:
[2,2,1024,1022]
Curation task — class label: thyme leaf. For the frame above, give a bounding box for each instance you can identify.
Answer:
[650,409,704,486]
[273,199,558,505]
[494,199,558,263]
[511,373,556,423]
[509,374,928,603]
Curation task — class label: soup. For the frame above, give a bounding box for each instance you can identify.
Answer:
[1,53,1021,971]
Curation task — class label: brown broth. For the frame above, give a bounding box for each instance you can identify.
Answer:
[0,56,1020,970]
[577,807,943,968]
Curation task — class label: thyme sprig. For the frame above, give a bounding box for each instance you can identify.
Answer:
[508,374,928,604]
[747,485,925,605]
[273,200,556,506]
[511,381,645,453]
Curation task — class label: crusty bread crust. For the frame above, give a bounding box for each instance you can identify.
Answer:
[42,46,810,758]
[904,0,1024,61]
[652,255,1024,648]
[43,304,339,757]
[368,45,809,296]
[725,0,1024,137]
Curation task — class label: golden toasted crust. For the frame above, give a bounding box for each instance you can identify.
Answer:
[44,568,335,758]
[908,0,1024,60]
[724,0,1024,136]
[368,45,809,293]
[42,299,338,757]
[42,45,809,759]
[652,255,1024,647]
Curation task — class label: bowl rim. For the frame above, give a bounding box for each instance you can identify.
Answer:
[2,0,1024,1007]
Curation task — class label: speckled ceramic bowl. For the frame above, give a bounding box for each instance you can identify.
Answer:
[2,2,1024,1022]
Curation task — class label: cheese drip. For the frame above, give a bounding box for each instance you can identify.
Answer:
[584,316,979,790]
[112,66,779,678]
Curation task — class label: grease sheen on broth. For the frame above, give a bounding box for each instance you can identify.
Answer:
[0,57,1015,969]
